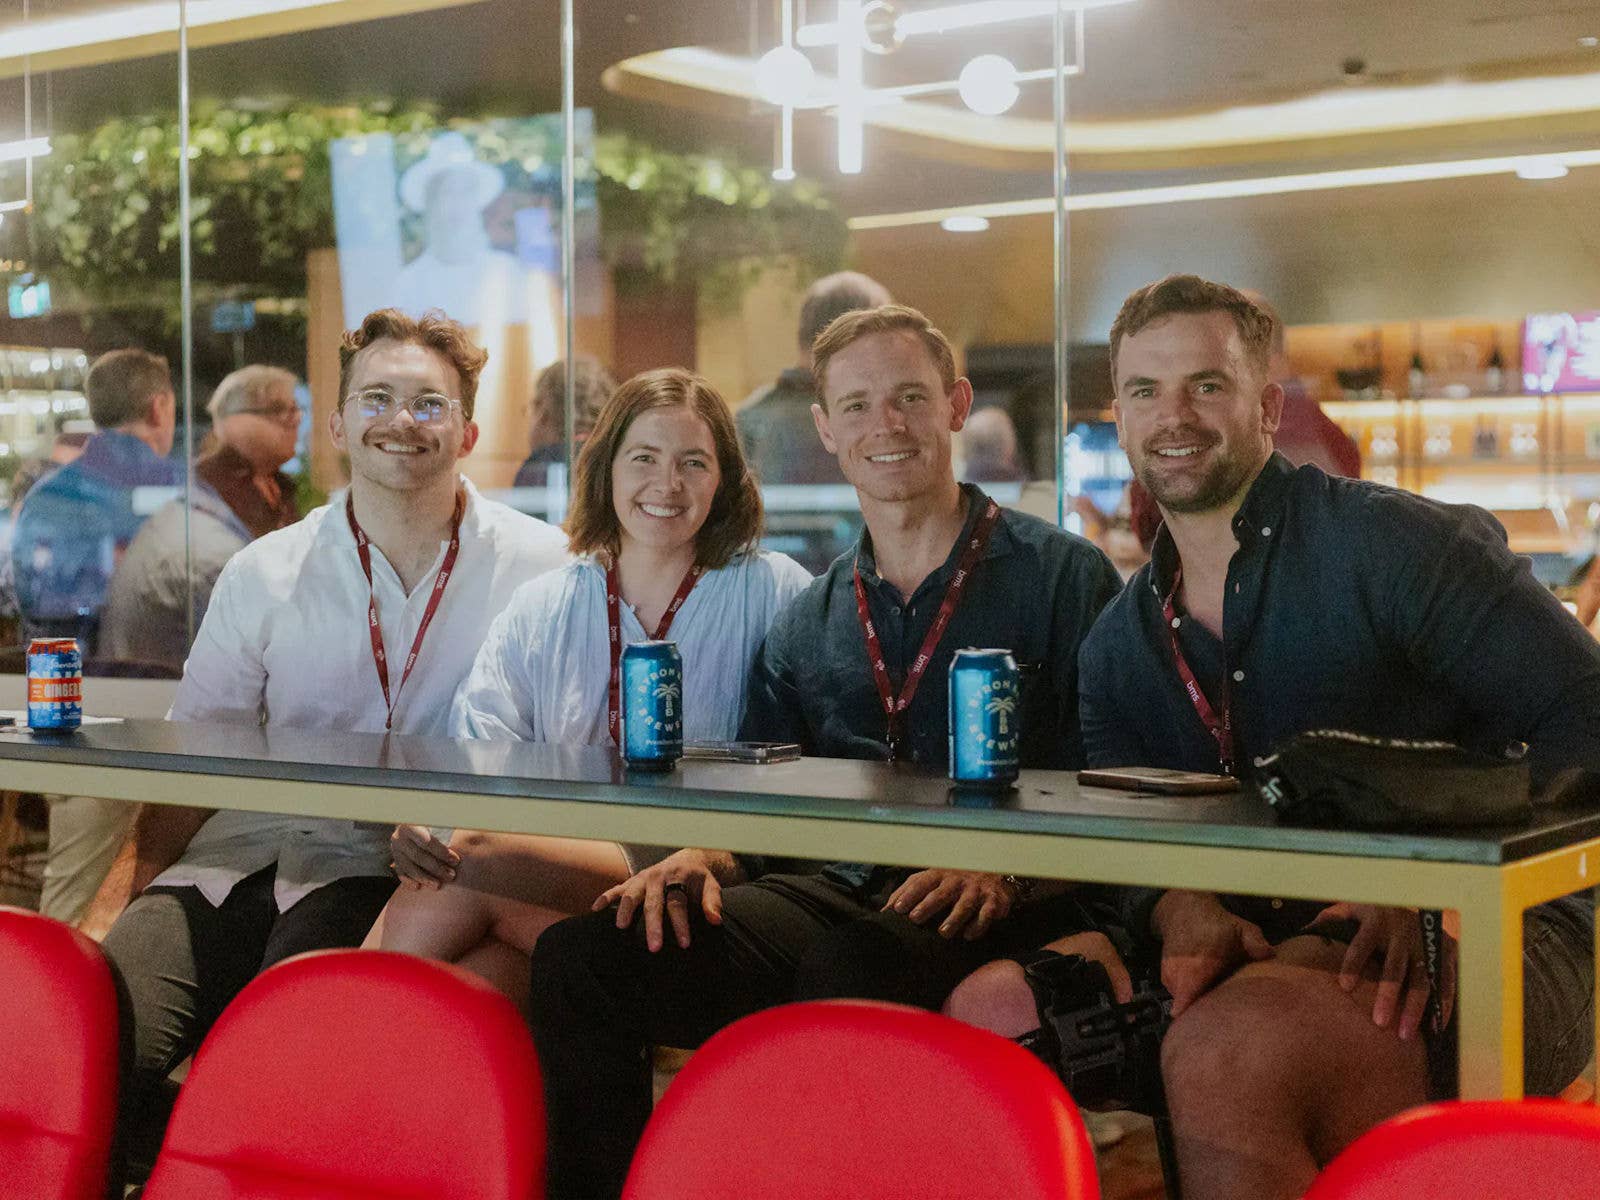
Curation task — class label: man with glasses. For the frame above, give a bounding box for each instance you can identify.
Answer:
[82,309,568,1179]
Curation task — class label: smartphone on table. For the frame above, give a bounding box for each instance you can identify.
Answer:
[681,741,802,765]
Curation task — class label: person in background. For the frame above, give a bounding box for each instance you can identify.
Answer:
[960,405,1028,483]
[11,349,181,652]
[34,368,305,929]
[98,364,302,672]
[513,356,618,489]
[952,275,1599,1200]
[78,309,569,1177]
[0,462,44,628]
[366,368,810,1005]
[736,270,891,486]
[1129,290,1359,549]
[528,304,1123,1200]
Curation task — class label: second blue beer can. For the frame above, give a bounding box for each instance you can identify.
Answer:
[948,648,1021,787]
[621,641,684,771]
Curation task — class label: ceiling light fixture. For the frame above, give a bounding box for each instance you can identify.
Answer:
[836,0,866,175]
[759,0,1126,178]
[940,215,990,232]
[769,0,801,181]
[1580,35,1599,48]
[848,147,1600,229]
[797,0,1134,46]
[957,55,1021,116]
[755,44,815,107]
[0,137,50,165]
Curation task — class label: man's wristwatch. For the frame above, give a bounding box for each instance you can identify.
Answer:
[1001,874,1036,903]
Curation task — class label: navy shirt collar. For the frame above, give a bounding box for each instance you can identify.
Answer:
[854,483,1010,595]
[1149,451,1295,598]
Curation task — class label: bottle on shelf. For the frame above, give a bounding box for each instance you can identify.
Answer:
[1408,338,1428,399]
[1485,342,1505,396]
[1472,415,1499,459]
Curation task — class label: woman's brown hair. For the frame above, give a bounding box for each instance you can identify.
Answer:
[565,367,763,569]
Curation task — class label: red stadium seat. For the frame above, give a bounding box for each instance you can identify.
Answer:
[141,949,543,1200]
[1305,1100,1600,1199]
[0,906,120,1200]
[623,999,1100,1200]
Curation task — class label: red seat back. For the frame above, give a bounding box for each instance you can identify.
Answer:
[0,906,120,1200]
[141,949,543,1200]
[1306,1100,1600,1199]
[623,999,1100,1200]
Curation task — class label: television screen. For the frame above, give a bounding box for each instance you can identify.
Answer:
[329,113,596,332]
[1522,311,1600,394]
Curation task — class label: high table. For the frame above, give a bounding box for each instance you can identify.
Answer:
[2,717,1596,1100]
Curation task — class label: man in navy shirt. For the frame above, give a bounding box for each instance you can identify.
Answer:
[528,305,1122,1200]
[954,275,1598,1200]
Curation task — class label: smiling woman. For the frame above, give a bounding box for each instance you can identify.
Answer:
[362,363,811,1006]
[566,368,762,575]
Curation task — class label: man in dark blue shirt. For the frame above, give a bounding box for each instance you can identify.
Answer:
[527,304,1121,1199]
[12,348,181,651]
[1022,275,1594,1200]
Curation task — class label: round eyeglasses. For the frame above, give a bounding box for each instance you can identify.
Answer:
[346,389,463,426]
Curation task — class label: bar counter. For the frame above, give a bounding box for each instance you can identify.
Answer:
[3,717,1597,1101]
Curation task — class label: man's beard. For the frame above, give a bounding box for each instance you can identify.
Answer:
[1138,437,1263,514]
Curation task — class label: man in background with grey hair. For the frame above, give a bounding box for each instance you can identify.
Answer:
[99,364,301,671]
[737,270,892,487]
[42,367,303,929]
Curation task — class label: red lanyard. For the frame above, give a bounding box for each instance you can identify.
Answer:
[853,499,1001,761]
[1161,566,1236,776]
[346,489,464,731]
[606,560,703,745]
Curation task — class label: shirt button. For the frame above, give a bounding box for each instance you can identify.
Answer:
[1261,526,1272,537]
[1170,616,1181,629]
[1234,583,1241,594]
[1270,898,1284,910]
[890,606,901,616]
[1232,669,1245,682]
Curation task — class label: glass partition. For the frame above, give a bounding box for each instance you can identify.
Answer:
[570,0,1072,573]
[4,0,1600,667]
[0,2,185,672]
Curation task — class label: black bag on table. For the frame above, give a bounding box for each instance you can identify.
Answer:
[1255,729,1533,830]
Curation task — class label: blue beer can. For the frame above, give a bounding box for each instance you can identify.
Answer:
[27,638,83,731]
[948,648,1020,787]
[621,641,684,771]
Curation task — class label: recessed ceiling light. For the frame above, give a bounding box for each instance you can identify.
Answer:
[941,215,990,232]
[1515,157,1569,180]
[1580,35,1599,48]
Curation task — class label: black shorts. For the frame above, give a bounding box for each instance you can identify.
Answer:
[1225,893,1595,1098]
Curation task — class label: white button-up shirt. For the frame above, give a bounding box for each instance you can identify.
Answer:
[451,551,811,745]
[154,480,569,911]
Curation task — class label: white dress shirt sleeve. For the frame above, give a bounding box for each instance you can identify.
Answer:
[168,556,268,726]
[449,578,551,741]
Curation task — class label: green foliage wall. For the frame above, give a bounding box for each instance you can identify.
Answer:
[25,99,847,316]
